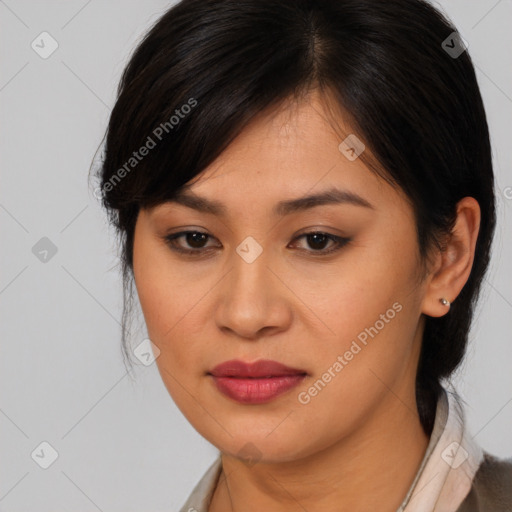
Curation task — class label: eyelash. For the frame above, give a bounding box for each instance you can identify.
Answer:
[163,230,351,257]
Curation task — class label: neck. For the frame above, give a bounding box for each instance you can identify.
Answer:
[209,385,430,512]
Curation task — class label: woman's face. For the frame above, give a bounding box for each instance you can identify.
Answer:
[132,91,431,463]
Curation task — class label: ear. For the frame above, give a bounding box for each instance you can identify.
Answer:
[421,197,481,318]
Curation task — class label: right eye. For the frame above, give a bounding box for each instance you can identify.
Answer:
[163,230,220,256]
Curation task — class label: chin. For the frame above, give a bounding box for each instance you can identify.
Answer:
[200,422,319,465]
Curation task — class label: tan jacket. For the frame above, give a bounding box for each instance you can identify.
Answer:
[457,452,512,511]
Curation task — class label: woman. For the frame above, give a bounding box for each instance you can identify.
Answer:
[92,0,512,510]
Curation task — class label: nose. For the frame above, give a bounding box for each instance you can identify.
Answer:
[214,243,293,341]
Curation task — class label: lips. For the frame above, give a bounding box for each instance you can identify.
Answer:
[209,359,307,378]
[208,359,307,404]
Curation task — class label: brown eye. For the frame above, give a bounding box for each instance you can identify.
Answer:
[304,233,331,250]
[164,231,217,255]
[290,231,351,255]
[182,232,209,248]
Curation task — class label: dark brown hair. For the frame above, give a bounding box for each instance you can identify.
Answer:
[91,0,496,436]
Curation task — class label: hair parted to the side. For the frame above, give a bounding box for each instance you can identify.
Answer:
[90,0,496,436]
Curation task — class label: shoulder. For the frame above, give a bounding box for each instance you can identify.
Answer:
[457,451,512,512]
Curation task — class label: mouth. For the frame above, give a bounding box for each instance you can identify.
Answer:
[207,359,308,404]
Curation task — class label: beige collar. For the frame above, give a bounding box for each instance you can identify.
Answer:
[398,386,483,512]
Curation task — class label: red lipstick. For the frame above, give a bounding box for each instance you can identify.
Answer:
[208,359,307,404]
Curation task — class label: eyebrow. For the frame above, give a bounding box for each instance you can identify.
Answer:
[167,186,374,217]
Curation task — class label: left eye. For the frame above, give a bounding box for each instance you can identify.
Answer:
[291,231,351,254]
[163,230,351,256]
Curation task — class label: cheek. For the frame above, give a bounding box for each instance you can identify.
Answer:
[133,236,190,333]
[318,240,417,339]
[304,232,422,389]
[133,235,177,351]
[133,244,214,389]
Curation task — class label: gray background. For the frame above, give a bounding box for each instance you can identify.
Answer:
[1,1,511,510]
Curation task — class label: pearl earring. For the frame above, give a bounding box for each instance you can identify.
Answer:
[439,298,451,307]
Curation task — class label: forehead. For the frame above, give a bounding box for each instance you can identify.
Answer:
[149,92,406,218]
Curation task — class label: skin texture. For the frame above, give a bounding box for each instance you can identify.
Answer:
[132,90,481,512]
